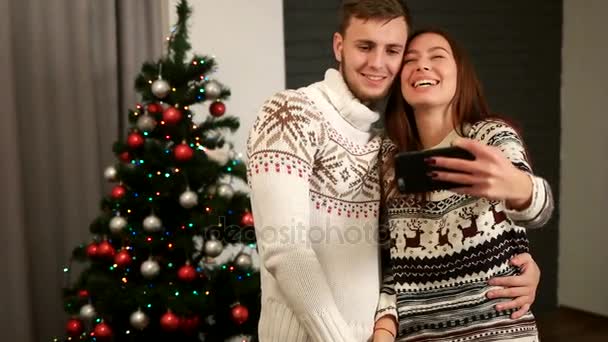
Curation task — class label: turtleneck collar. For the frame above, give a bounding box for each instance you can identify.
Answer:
[315,69,383,132]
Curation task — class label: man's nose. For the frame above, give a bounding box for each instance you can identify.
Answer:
[368,50,384,69]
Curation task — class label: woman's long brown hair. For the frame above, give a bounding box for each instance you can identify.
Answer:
[381,28,494,198]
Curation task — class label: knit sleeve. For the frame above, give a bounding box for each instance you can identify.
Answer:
[375,138,398,323]
[471,120,554,228]
[246,90,356,342]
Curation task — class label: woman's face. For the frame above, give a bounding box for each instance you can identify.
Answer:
[400,33,457,112]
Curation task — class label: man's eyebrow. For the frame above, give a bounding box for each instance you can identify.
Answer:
[353,40,404,49]
[354,39,375,44]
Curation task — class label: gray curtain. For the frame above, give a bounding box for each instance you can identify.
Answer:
[0,0,165,341]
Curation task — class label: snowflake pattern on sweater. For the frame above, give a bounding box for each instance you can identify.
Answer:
[246,69,386,342]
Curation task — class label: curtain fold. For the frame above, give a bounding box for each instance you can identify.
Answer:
[1,1,164,340]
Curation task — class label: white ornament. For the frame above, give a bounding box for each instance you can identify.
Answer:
[129,309,150,330]
[234,253,253,271]
[140,259,160,278]
[104,166,117,181]
[143,214,162,233]
[151,79,171,98]
[203,80,222,100]
[136,115,157,132]
[79,304,96,321]
[217,184,234,199]
[109,215,128,235]
[179,189,198,209]
[204,239,223,258]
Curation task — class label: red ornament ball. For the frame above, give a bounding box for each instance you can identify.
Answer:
[163,107,183,125]
[127,132,144,149]
[209,101,226,117]
[111,185,127,199]
[96,241,115,260]
[77,289,89,299]
[119,151,131,163]
[114,250,132,267]
[174,143,194,162]
[231,304,249,325]
[93,322,113,340]
[180,315,200,335]
[160,311,180,332]
[86,243,98,258]
[147,103,163,114]
[66,318,84,337]
[241,212,254,227]
[177,264,197,282]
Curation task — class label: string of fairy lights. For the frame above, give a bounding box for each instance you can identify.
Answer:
[56,19,257,341]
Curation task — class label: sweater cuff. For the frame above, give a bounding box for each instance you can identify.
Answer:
[299,308,356,342]
[375,292,398,323]
[505,173,544,224]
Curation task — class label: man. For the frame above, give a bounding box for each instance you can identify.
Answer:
[246,1,541,341]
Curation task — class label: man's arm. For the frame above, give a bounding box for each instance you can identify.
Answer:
[247,90,355,342]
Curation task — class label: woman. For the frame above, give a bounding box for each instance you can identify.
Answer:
[372,28,554,341]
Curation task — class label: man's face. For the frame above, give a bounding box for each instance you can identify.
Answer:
[333,16,408,103]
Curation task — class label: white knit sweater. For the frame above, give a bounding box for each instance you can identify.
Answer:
[246,69,384,342]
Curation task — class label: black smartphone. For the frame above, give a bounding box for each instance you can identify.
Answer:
[394,146,475,194]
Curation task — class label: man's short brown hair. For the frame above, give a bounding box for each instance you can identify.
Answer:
[338,0,412,35]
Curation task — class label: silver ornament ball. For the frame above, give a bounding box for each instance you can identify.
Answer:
[179,190,198,209]
[203,80,222,100]
[104,166,117,182]
[79,304,96,321]
[109,216,128,235]
[136,115,157,132]
[217,184,234,199]
[129,309,150,330]
[204,239,223,258]
[151,79,171,99]
[143,214,162,233]
[234,253,253,270]
[140,259,160,279]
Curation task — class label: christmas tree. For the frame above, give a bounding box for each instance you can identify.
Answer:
[58,1,260,341]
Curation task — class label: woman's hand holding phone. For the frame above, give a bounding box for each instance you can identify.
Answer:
[426,138,533,208]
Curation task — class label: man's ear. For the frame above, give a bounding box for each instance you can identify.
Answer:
[333,32,344,63]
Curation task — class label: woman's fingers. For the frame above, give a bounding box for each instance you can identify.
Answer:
[452,138,498,160]
[494,296,529,312]
[429,170,479,185]
[428,156,480,174]
[487,286,530,299]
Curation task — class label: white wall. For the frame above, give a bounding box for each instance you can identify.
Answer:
[560,0,608,316]
[167,0,285,153]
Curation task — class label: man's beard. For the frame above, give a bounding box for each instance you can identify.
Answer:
[340,57,390,104]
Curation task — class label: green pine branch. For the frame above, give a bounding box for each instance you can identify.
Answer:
[169,0,192,64]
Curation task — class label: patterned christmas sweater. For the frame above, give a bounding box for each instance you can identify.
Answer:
[247,69,385,342]
[376,120,554,341]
